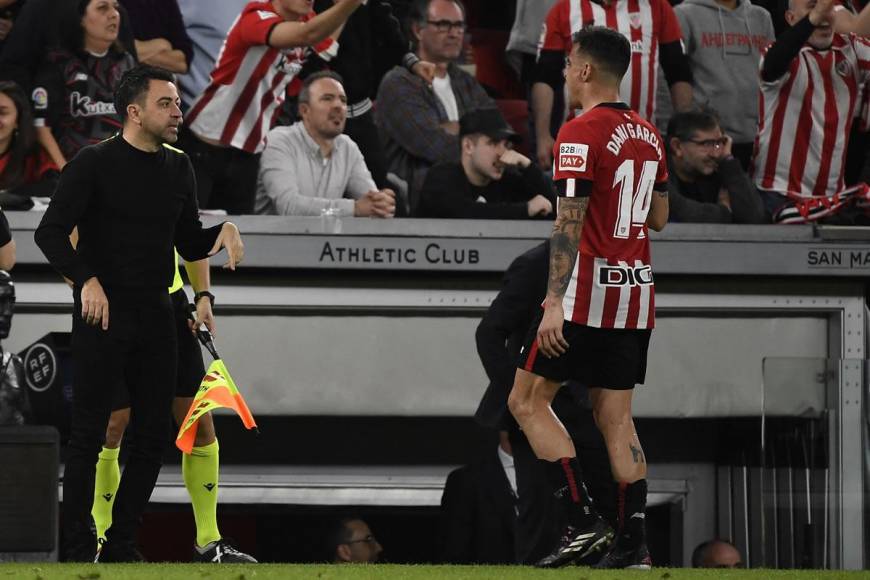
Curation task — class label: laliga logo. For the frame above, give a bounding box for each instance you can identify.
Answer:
[599,265,653,287]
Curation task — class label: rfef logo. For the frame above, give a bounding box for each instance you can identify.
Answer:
[559,143,588,172]
[24,343,56,393]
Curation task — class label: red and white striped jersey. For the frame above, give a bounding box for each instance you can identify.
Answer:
[186,1,337,154]
[552,102,667,330]
[539,0,682,121]
[753,33,870,198]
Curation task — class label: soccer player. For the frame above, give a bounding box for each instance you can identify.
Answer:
[34,64,244,562]
[508,26,668,569]
[532,0,693,168]
[91,256,256,563]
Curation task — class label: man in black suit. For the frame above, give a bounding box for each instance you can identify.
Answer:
[475,241,615,564]
[439,430,517,564]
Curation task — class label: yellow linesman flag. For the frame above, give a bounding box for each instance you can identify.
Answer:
[176,359,257,453]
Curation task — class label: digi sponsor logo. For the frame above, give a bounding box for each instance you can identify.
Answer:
[599,264,653,287]
[559,143,588,172]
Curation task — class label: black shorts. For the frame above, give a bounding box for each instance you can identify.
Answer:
[111,289,206,411]
[517,309,651,390]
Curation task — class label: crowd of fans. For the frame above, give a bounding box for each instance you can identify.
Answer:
[0,0,860,227]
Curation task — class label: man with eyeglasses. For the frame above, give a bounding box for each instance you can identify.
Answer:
[376,0,494,212]
[329,518,383,563]
[665,110,765,223]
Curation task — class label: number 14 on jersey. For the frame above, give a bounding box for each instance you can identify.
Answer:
[612,159,658,240]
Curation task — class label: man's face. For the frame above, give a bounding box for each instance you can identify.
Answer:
[300,78,347,140]
[564,47,590,109]
[136,80,183,144]
[276,0,314,19]
[673,126,726,178]
[414,0,465,63]
[786,0,833,49]
[464,134,510,181]
[341,520,382,563]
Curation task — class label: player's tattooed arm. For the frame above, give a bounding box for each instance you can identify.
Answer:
[647,186,669,232]
[547,197,589,300]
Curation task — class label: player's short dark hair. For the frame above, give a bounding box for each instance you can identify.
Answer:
[114,64,175,120]
[298,71,345,105]
[666,109,721,152]
[571,26,631,81]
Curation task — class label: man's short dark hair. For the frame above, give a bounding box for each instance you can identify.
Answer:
[114,64,175,120]
[325,517,358,561]
[571,26,631,81]
[298,71,345,105]
[666,109,721,152]
[409,0,466,27]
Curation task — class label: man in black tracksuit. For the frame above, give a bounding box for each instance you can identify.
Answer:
[34,64,244,562]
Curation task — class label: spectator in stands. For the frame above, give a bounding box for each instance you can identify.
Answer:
[475,241,615,565]
[505,0,559,158]
[175,0,247,110]
[675,0,775,170]
[0,0,136,94]
[0,81,59,210]
[0,1,24,54]
[256,71,395,217]
[439,431,517,564]
[120,0,192,75]
[181,0,364,215]
[666,110,766,223]
[328,518,383,563]
[375,0,494,213]
[32,0,136,168]
[532,0,694,169]
[416,108,554,219]
[691,538,744,568]
[753,0,870,224]
[306,0,435,215]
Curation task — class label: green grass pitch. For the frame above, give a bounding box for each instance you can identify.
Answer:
[2,564,870,580]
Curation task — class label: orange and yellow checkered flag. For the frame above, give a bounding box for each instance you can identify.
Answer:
[176,358,257,454]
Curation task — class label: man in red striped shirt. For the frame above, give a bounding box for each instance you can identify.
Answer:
[510,27,668,569]
[180,0,363,214]
[531,0,694,169]
[753,0,870,223]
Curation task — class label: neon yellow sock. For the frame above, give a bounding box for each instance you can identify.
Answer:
[91,446,120,543]
[183,439,221,547]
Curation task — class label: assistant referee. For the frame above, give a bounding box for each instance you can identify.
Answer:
[35,64,244,562]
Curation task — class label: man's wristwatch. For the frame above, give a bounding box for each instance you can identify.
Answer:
[194,290,215,307]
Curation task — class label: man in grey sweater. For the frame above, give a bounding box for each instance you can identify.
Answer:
[666,110,766,223]
[256,71,395,217]
[675,0,775,169]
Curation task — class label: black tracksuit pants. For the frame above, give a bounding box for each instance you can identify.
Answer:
[63,289,176,558]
